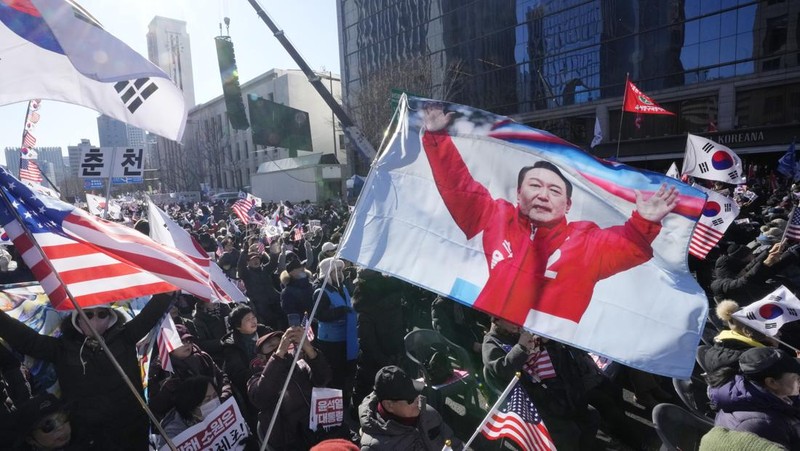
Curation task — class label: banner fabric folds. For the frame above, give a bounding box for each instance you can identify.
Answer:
[339,96,709,378]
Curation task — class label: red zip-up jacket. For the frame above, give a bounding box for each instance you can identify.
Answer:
[422,131,661,325]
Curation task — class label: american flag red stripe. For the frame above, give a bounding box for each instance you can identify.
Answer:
[0,168,230,310]
[523,348,556,381]
[786,208,800,241]
[232,198,255,224]
[22,131,36,148]
[689,222,725,259]
[19,159,42,183]
[482,384,554,451]
[157,315,182,373]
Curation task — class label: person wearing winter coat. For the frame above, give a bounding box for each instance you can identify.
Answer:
[279,257,315,318]
[351,270,408,408]
[359,365,461,451]
[220,305,273,398]
[0,293,173,450]
[238,242,285,330]
[247,326,333,450]
[191,301,231,366]
[314,257,358,407]
[148,326,232,419]
[709,347,800,449]
[700,299,778,388]
[482,317,600,450]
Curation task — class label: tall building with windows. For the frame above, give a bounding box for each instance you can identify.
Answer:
[97,115,145,148]
[338,0,800,172]
[147,16,195,108]
[4,146,67,190]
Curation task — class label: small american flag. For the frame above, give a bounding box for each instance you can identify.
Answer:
[231,198,256,225]
[22,131,36,148]
[482,383,554,451]
[785,208,800,241]
[524,347,556,381]
[19,159,43,184]
[302,311,315,342]
[156,315,183,373]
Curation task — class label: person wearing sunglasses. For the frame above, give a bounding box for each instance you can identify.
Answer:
[14,393,91,450]
[0,293,174,450]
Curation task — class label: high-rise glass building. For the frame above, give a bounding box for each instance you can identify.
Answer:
[338,0,800,171]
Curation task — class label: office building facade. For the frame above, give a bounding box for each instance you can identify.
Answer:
[338,0,800,171]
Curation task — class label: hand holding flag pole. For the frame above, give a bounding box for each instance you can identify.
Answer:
[0,186,179,451]
[462,372,522,450]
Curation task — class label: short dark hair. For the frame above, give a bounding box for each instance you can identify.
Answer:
[517,161,573,199]
[229,305,254,330]
[174,376,213,420]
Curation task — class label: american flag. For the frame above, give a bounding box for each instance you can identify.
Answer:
[482,383,554,451]
[156,314,183,373]
[231,198,257,225]
[19,159,43,184]
[302,311,315,342]
[689,184,739,259]
[523,347,556,381]
[785,207,800,241]
[0,167,229,310]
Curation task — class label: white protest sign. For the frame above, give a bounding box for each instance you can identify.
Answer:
[309,387,343,431]
[161,397,249,451]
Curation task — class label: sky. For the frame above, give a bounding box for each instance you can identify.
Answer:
[0,0,342,165]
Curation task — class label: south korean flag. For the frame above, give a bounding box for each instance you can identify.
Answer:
[688,184,740,259]
[733,286,800,336]
[682,134,744,185]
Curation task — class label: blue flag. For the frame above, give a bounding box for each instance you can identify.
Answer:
[777,141,799,180]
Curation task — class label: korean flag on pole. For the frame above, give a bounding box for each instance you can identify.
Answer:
[0,0,186,141]
[688,184,739,259]
[733,286,800,336]
[682,134,744,185]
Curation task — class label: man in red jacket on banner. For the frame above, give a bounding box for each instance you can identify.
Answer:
[421,106,678,326]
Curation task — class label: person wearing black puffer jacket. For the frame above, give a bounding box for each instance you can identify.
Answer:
[351,269,408,408]
[279,257,315,318]
[0,292,173,450]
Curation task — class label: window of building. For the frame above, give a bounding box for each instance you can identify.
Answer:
[736,83,800,128]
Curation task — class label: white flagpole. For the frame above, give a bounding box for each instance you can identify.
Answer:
[462,372,522,450]
[615,73,629,160]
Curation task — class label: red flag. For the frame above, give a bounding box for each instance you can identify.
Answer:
[623,80,674,115]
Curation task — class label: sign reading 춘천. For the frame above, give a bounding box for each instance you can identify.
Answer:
[78,147,144,179]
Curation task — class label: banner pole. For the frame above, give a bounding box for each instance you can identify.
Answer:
[103,149,116,219]
[260,265,332,451]
[462,372,521,449]
[615,73,629,160]
[0,179,178,451]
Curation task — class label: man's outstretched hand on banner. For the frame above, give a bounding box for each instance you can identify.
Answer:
[422,104,455,132]
[634,184,679,223]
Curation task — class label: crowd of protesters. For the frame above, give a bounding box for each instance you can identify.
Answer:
[1,171,800,450]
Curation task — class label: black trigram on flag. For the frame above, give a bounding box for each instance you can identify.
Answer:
[788,308,798,317]
[765,322,777,329]
[114,78,159,113]
[746,312,756,320]
[702,142,714,153]
[699,162,709,173]
[728,170,739,180]
[712,218,724,226]
[724,203,732,212]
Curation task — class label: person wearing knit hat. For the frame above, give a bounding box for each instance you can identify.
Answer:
[280,255,314,318]
[310,438,359,450]
[15,393,75,450]
[708,347,800,449]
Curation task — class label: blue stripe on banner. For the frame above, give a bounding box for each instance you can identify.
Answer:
[450,278,481,304]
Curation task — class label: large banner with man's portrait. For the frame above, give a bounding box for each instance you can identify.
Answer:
[340,97,709,378]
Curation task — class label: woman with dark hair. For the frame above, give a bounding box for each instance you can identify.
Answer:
[158,376,220,447]
[709,347,800,449]
[221,305,273,394]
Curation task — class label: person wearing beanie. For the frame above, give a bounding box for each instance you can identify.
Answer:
[701,299,779,388]
[708,347,800,449]
[280,256,314,318]
[359,365,462,450]
[0,293,173,450]
[310,438,359,450]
